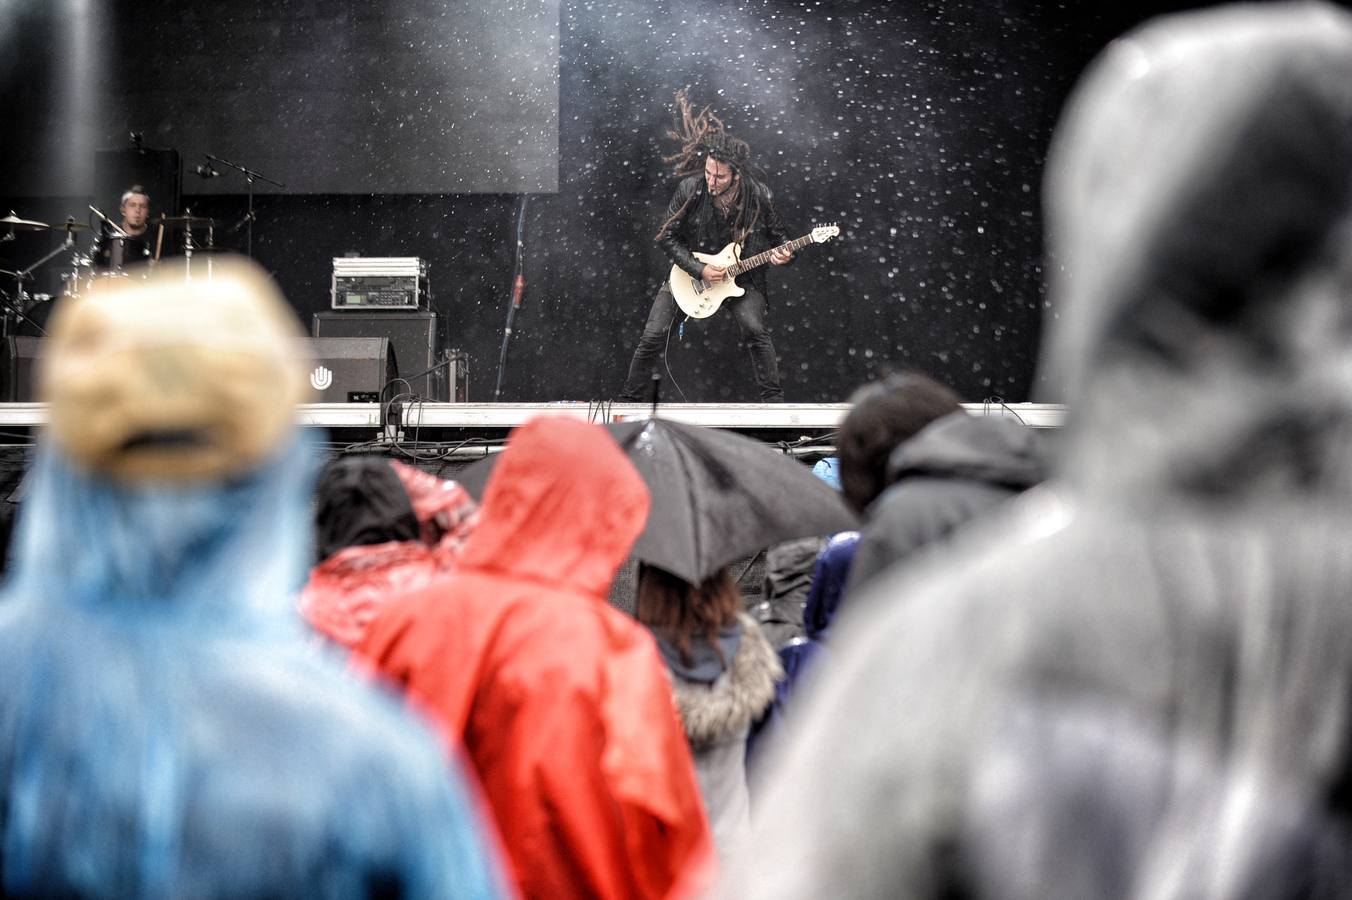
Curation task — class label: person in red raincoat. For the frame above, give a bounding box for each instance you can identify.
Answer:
[355,416,715,899]
[301,459,478,648]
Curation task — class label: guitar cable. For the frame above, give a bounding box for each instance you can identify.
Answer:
[661,315,688,403]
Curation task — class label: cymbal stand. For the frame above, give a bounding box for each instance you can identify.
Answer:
[3,232,74,337]
[0,269,29,337]
[207,153,284,259]
[181,209,197,280]
[205,221,215,280]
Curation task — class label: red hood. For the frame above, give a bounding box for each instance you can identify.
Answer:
[457,417,650,598]
[390,461,479,548]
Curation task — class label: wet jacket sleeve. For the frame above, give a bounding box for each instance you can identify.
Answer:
[656,179,707,280]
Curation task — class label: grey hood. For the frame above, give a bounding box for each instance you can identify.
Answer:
[717,7,1352,900]
[885,411,1046,492]
[1041,2,1352,508]
[672,613,782,748]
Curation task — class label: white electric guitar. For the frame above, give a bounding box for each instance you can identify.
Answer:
[669,224,841,319]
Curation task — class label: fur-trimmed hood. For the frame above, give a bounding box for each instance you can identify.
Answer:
[672,614,783,747]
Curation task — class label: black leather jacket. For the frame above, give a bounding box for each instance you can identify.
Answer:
[656,174,793,297]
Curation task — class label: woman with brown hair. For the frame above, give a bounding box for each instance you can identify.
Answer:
[636,563,782,856]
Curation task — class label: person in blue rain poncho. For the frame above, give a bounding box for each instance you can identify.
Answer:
[0,259,508,899]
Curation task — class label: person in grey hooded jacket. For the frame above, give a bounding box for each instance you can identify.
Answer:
[843,408,1047,596]
[717,4,1352,898]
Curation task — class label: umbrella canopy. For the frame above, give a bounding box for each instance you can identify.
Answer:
[457,417,857,584]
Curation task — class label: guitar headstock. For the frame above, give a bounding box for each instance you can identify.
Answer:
[810,224,841,244]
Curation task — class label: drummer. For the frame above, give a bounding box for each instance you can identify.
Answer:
[91,185,156,271]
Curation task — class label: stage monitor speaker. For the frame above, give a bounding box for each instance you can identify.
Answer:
[94,149,182,226]
[312,310,463,401]
[302,337,397,403]
[0,336,397,405]
[0,336,43,403]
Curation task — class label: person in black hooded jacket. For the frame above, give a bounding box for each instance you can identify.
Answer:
[843,406,1048,596]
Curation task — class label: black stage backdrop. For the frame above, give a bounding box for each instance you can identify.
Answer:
[0,0,1299,403]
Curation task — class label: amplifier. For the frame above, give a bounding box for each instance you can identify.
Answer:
[313,310,454,401]
[302,337,397,403]
[0,336,43,402]
[331,257,428,310]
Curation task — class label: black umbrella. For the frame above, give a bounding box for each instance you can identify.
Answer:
[455,417,858,584]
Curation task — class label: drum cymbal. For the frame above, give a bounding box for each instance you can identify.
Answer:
[53,219,88,231]
[1,213,50,231]
[158,214,216,226]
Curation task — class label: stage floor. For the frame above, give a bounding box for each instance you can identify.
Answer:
[0,400,1064,450]
[0,401,1065,605]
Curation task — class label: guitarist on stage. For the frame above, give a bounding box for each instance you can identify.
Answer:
[618,90,793,402]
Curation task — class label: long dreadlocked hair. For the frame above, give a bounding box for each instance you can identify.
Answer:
[656,88,763,244]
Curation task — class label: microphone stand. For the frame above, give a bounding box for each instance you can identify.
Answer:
[493,195,528,401]
[205,154,285,259]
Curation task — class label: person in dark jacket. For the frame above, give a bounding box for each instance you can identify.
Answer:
[90,184,156,271]
[752,456,851,651]
[833,370,1038,598]
[843,407,1047,595]
[747,376,983,759]
[776,531,859,693]
[753,535,826,650]
[619,90,794,402]
[748,530,859,768]
[719,4,1352,897]
[835,372,966,519]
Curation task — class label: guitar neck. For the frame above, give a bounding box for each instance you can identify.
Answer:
[726,233,818,277]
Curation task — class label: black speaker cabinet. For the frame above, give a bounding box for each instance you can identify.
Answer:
[312,310,462,402]
[1,336,397,404]
[1,336,43,402]
[302,337,396,403]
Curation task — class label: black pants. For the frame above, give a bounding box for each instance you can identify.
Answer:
[619,284,785,401]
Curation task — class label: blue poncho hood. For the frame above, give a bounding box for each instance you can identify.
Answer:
[0,433,506,899]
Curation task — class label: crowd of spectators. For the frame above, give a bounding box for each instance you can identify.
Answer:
[3,3,1351,897]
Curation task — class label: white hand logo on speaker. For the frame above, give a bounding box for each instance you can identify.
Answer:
[310,365,333,391]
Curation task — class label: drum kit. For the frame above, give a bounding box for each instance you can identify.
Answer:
[0,152,283,337]
[0,209,220,337]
